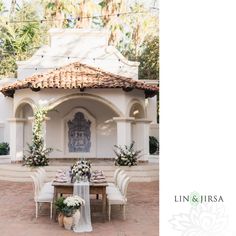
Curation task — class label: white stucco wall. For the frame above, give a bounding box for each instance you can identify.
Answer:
[0,79,15,143]
[12,87,147,159]
[14,88,145,118]
[17,29,139,81]
[46,98,117,158]
[22,104,33,151]
[0,94,13,143]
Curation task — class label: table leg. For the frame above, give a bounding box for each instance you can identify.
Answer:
[102,187,106,222]
[53,188,57,221]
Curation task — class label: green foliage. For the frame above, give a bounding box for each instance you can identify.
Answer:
[55,196,84,217]
[0,0,158,80]
[23,106,52,167]
[54,197,73,217]
[0,1,45,78]
[149,136,159,155]
[55,197,67,213]
[114,141,141,167]
[139,36,159,81]
[0,0,5,13]
[0,142,10,155]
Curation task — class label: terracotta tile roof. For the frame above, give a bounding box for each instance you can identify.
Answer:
[0,62,158,98]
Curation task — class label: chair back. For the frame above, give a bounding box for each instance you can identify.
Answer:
[35,171,44,190]
[37,167,47,182]
[113,168,122,184]
[38,167,46,176]
[117,172,128,191]
[30,174,40,200]
[121,176,131,197]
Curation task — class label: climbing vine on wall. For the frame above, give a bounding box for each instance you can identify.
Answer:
[23,106,53,167]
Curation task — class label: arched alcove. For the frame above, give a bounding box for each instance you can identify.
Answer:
[15,102,34,119]
[14,102,34,154]
[129,102,145,119]
[46,95,120,158]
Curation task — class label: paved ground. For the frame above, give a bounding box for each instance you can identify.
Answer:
[0,181,159,236]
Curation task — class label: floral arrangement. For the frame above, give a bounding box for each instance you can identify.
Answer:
[23,106,53,167]
[55,195,85,217]
[114,141,141,166]
[71,160,91,179]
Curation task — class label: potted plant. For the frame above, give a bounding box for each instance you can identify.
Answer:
[55,197,66,227]
[55,195,85,230]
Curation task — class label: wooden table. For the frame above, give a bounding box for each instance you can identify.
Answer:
[52,181,108,222]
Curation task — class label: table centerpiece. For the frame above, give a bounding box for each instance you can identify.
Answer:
[70,159,91,182]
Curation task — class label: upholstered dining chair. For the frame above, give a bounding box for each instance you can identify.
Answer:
[36,167,54,194]
[107,176,131,221]
[30,173,53,219]
[106,170,127,196]
[107,168,122,187]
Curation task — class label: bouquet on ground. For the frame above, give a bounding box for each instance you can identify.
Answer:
[114,141,142,166]
[71,160,91,180]
[55,195,85,217]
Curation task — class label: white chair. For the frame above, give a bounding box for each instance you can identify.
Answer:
[107,168,122,187]
[106,170,127,196]
[107,176,131,221]
[36,167,54,194]
[30,173,53,219]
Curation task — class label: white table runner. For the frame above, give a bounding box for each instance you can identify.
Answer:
[73,181,93,233]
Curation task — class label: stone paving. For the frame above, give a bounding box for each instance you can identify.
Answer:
[0,181,159,236]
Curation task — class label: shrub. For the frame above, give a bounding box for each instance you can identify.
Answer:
[114,141,141,166]
[149,136,159,154]
[0,142,10,155]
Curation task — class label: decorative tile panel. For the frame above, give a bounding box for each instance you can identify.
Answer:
[67,112,91,152]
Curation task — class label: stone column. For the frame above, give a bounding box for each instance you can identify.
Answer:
[134,119,152,161]
[8,118,27,162]
[113,117,135,147]
[146,96,157,123]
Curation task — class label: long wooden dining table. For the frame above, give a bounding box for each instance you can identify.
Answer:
[52,181,108,222]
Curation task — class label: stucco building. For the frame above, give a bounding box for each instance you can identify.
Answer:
[0,29,158,163]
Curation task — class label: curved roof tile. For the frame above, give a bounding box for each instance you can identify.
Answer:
[0,61,158,98]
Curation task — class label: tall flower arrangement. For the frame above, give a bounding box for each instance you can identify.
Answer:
[114,141,141,166]
[23,106,53,167]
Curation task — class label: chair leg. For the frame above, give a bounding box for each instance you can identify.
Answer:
[50,202,53,219]
[36,202,38,218]
[122,205,126,220]
[96,194,99,200]
[108,204,111,221]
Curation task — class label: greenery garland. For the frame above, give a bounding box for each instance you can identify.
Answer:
[23,106,52,167]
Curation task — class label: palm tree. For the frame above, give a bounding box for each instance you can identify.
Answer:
[99,0,127,45]
[0,1,43,78]
[10,0,16,20]
[75,0,99,28]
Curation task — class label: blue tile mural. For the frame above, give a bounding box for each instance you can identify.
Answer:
[67,112,91,152]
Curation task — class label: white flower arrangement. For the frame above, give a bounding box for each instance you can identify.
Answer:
[55,195,85,217]
[64,195,85,209]
[71,160,91,178]
[114,141,141,166]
